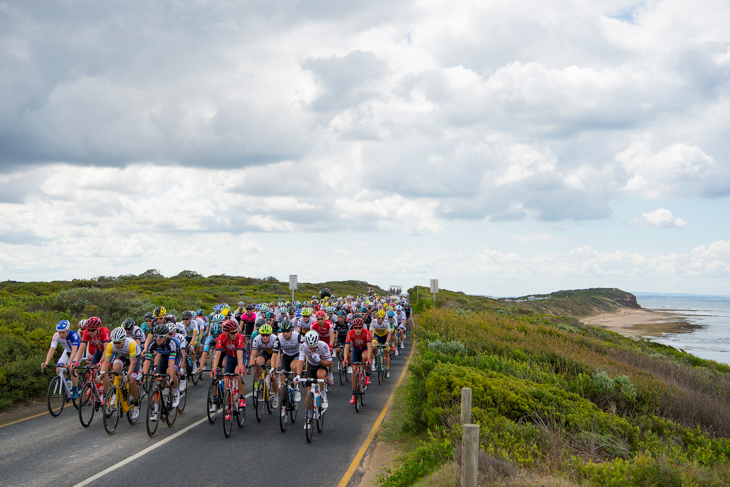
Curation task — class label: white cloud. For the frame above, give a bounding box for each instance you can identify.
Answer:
[627,208,688,228]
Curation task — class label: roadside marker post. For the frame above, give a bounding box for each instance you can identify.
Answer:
[430,279,438,303]
[461,387,472,424]
[289,275,297,302]
[462,423,479,487]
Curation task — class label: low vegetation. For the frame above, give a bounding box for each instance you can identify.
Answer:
[379,289,730,486]
[0,271,385,411]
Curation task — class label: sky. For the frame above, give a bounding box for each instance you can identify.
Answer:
[1,0,729,297]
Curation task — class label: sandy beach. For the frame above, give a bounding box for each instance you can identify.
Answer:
[581,308,702,337]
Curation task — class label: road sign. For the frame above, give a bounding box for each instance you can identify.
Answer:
[430,279,438,294]
[289,275,297,290]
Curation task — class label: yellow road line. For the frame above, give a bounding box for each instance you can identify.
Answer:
[0,410,55,428]
[337,341,416,487]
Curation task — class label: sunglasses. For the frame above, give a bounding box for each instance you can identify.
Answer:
[261,333,271,337]
[154,334,167,338]
[112,340,124,345]
[353,326,363,329]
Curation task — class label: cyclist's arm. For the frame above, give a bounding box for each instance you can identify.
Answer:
[72,342,87,366]
[42,344,57,368]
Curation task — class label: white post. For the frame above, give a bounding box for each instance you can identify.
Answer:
[462,424,479,487]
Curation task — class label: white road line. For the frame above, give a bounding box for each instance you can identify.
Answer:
[73,390,252,487]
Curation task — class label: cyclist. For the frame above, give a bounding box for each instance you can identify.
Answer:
[180,310,200,374]
[42,320,80,399]
[250,322,278,401]
[142,323,181,412]
[142,306,168,356]
[310,310,336,385]
[370,311,392,378]
[333,310,350,364]
[272,318,303,408]
[386,310,400,355]
[395,305,407,349]
[122,318,145,348]
[72,317,110,368]
[239,304,257,337]
[294,330,332,417]
[211,319,247,411]
[140,312,155,337]
[198,313,225,372]
[342,317,373,404]
[100,327,141,406]
[296,307,315,334]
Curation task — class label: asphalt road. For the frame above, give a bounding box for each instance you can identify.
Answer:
[0,340,412,487]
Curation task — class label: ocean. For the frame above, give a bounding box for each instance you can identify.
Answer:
[635,294,730,366]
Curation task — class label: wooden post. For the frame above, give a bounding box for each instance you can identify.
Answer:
[462,423,479,487]
[461,387,472,424]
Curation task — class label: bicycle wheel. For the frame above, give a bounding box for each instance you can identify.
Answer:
[78,383,95,427]
[359,376,365,407]
[279,389,288,432]
[354,374,361,413]
[377,354,383,385]
[47,376,64,417]
[316,394,325,433]
[165,387,178,427]
[207,381,218,424]
[255,381,264,422]
[266,383,273,414]
[146,388,160,437]
[102,386,120,435]
[305,392,314,443]
[290,390,298,423]
[190,366,199,385]
[222,390,233,438]
[338,357,346,385]
[236,396,245,428]
[177,388,187,413]
[127,389,140,426]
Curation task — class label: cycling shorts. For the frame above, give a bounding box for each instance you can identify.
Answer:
[375,334,388,345]
[155,353,182,374]
[111,353,141,379]
[350,347,367,363]
[57,350,72,366]
[224,354,240,374]
[305,363,327,380]
[279,353,297,373]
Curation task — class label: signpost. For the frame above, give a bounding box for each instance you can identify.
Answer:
[289,275,297,302]
[430,278,438,303]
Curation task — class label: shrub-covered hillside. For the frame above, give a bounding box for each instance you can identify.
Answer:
[0,270,385,411]
[383,292,730,487]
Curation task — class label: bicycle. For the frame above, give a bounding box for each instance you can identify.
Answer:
[277,370,299,432]
[220,371,245,438]
[44,364,78,417]
[335,343,348,385]
[253,364,276,422]
[77,365,105,427]
[301,377,326,443]
[185,352,199,386]
[374,344,388,384]
[349,362,367,413]
[101,369,140,434]
[204,369,225,424]
[145,373,177,437]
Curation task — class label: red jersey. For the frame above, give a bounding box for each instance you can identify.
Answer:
[81,328,111,354]
[311,320,333,345]
[346,329,371,350]
[216,333,245,357]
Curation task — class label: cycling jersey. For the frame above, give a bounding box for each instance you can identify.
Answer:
[346,329,372,350]
[51,330,80,353]
[297,316,314,331]
[333,318,349,337]
[369,320,391,337]
[127,326,145,345]
[215,333,245,357]
[310,320,333,345]
[297,342,332,366]
[81,328,111,355]
[273,332,303,356]
[251,334,276,354]
[145,337,179,359]
[173,332,188,350]
[105,338,139,359]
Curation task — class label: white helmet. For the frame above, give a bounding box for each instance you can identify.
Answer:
[305,330,319,347]
[167,323,176,334]
[110,327,126,342]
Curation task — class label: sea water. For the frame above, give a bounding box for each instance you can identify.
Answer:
[635,294,730,366]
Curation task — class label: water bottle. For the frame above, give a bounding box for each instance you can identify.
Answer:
[63,375,73,395]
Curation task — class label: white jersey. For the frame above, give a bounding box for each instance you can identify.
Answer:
[252,334,276,354]
[298,342,332,366]
[273,331,303,356]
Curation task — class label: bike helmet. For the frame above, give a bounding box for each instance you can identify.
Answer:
[304,330,319,346]
[303,301,311,308]
[86,317,101,330]
[352,318,364,327]
[210,322,220,336]
[238,301,245,306]
[295,309,302,318]
[259,324,273,335]
[279,318,293,333]
[265,311,275,320]
[154,306,167,318]
[220,308,230,317]
[222,303,231,310]
[165,314,176,323]
[315,310,326,319]
[213,304,222,312]
[360,307,367,313]
[222,320,237,332]
[212,313,225,323]
[181,310,193,320]
[78,319,88,331]
[111,327,126,342]
[396,305,402,311]
[55,320,71,332]
[387,310,395,318]
[338,310,347,317]
[153,324,168,336]
[352,313,362,320]
[377,310,386,318]
[144,312,154,321]
[197,309,205,316]
[245,304,254,311]
[301,308,312,316]
[122,318,135,330]
[167,323,177,334]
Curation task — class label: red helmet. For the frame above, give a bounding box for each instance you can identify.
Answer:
[86,317,101,330]
[352,318,364,327]
[315,310,326,319]
[222,320,238,332]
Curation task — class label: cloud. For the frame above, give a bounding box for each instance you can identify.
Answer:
[627,208,687,228]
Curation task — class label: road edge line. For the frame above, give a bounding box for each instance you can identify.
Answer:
[336,340,416,487]
[0,410,54,428]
